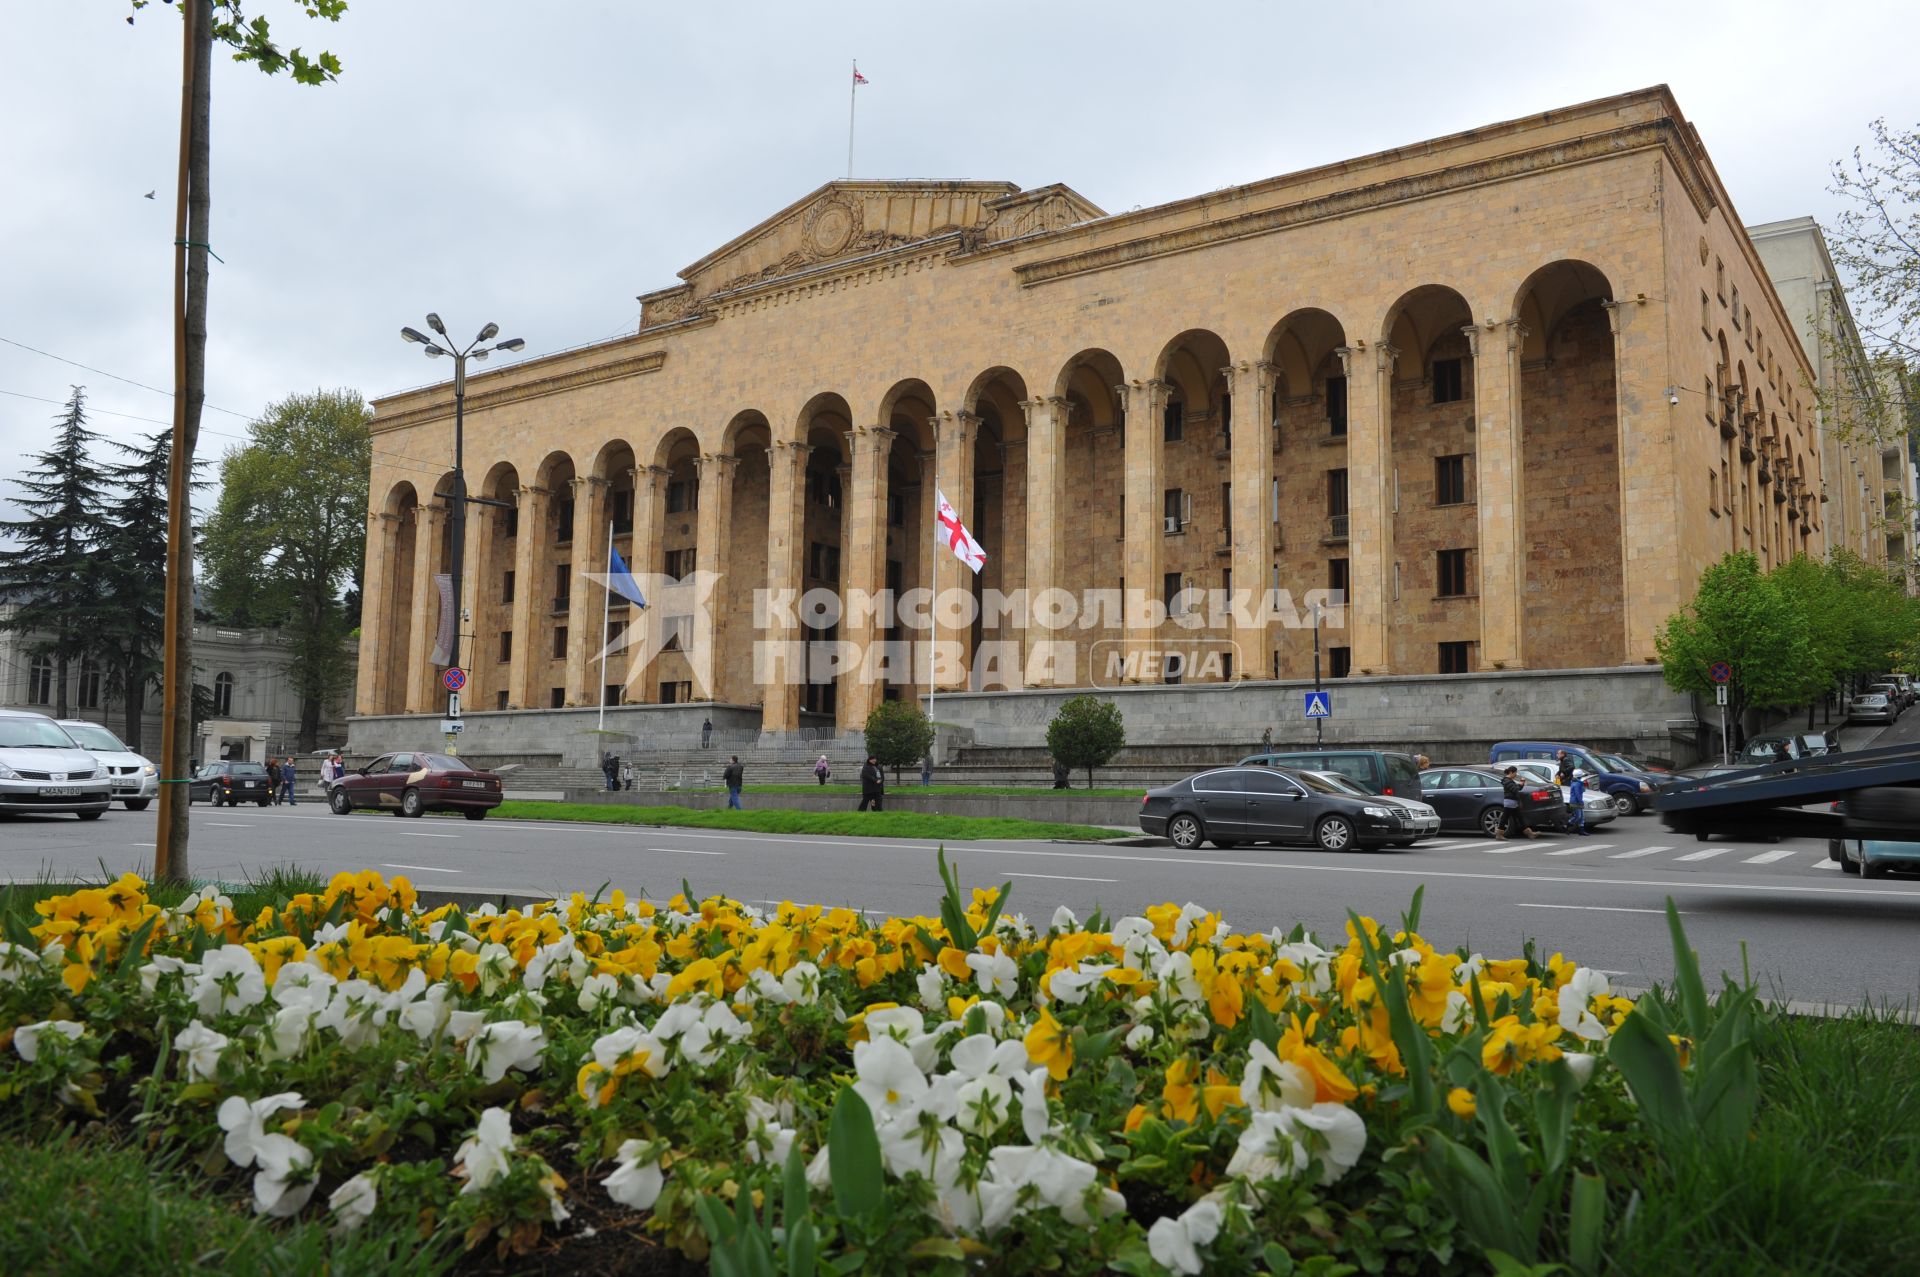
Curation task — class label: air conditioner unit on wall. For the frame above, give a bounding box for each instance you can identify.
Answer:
[1164,515,1181,533]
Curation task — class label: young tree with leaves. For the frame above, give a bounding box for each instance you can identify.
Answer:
[199,389,370,751]
[0,387,114,719]
[1045,694,1127,790]
[863,700,935,785]
[1657,552,1814,751]
[1830,118,1920,362]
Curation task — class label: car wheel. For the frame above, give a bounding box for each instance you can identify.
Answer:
[123,799,150,812]
[1612,793,1640,817]
[77,810,103,821]
[1167,814,1203,850]
[401,787,426,818]
[1315,815,1355,852]
[256,799,270,807]
[1695,832,1711,842]
[1840,852,1861,875]
[1478,807,1506,838]
[329,789,352,815]
[464,808,487,821]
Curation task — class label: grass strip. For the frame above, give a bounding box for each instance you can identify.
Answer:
[658,782,1142,797]
[488,800,1119,841]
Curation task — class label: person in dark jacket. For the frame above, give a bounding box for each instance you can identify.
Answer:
[265,757,282,805]
[602,753,620,792]
[858,756,885,811]
[1496,766,1537,840]
[722,756,744,809]
[1554,749,1576,786]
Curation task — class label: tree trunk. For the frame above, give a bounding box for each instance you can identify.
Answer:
[55,652,69,719]
[298,693,320,753]
[122,658,147,754]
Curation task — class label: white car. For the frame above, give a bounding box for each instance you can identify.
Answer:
[58,720,160,811]
[1508,760,1618,828]
[0,709,112,820]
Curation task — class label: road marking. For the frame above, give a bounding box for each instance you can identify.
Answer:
[131,842,156,847]
[645,847,727,856]
[1742,848,1798,865]
[1518,903,1688,915]
[1677,847,1732,862]
[1545,844,1614,856]
[1004,872,1119,884]
[381,863,463,874]
[1608,846,1670,859]
[1481,845,1528,854]
[208,822,253,828]
[1814,860,1840,870]
[398,832,460,839]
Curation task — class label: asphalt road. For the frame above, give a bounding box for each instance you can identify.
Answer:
[3,793,1916,1010]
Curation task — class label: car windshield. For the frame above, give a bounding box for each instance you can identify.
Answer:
[423,754,467,771]
[62,723,129,752]
[1309,771,1372,796]
[0,718,79,749]
[1859,695,1888,705]
[228,763,268,777]
[1595,754,1637,772]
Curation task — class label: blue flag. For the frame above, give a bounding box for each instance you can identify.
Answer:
[608,545,647,608]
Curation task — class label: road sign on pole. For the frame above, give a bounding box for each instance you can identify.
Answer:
[1303,691,1332,719]
[1708,661,1732,685]
[447,691,461,718]
[1715,684,1728,706]
[443,667,467,693]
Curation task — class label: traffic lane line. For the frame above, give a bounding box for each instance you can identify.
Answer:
[1004,872,1119,884]
[1517,903,1688,915]
[381,863,462,874]
[643,847,728,857]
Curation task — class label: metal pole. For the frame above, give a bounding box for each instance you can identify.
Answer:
[447,353,467,711]
[1720,697,1729,767]
[598,519,612,733]
[928,429,937,765]
[1313,603,1323,748]
[846,61,857,179]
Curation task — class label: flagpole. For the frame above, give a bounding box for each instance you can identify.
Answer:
[847,60,857,179]
[929,441,938,769]
[599,519,613,733]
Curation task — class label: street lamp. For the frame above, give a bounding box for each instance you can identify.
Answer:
[400,317,526,720]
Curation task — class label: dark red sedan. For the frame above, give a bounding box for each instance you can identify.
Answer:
[328,751,503,820]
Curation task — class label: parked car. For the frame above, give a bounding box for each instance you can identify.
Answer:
[1865,683,1905,716]
[57,719,159,811]
[1848,693,1896,725]
[1872,675,1914,709]
[1737,730,1842,765]
[1419,766,1566,836]
[1590,752,1698,785]
[1234,749,1424,799]
[1141,765,1429,851]
[330,751,503,819]
[188,760,273,806]
[1487,742,1659,816]
[1300,771,1442,844]
[1506,761,1617,829]
[0,708,112,820]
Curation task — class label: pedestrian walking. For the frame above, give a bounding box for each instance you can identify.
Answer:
[1416,754,1431,770]
[921,754,933,786]
[280,756,298,805]
[1260,726,1273,751]
[701,717,713,749]
[265,757,282,805]
[621,760,635,791]
[1554,749,1576,786]
[1051,759,1070,789]
[722,755,744,809]
[858,755,885,811]
[1495,766,1537,840]
[602,753,620,792]
[1568,770,1590,836]
[813,754,831,785]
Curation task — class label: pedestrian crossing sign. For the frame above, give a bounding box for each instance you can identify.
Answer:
[1304,692,1332,718]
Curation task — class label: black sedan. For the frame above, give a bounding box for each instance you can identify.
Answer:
[330,751,503,819]
[1419,767,1565,836]
[187,760,273,807]
[1140,765,1430,852]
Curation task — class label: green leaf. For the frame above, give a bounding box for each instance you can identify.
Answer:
[828,1084,884,1220]
[1568,1172,1606,1277]
[3,907,37,950]
[1663,899,1711,1039]
[1606,1011,1691,1142]
[1532,1056,1580,1174]
[1249,991,1282,1052]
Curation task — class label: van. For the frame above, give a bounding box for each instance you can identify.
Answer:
[1488,741,1658,815]
[1236,749,1424,799]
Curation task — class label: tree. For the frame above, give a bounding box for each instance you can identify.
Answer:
[1768,554,1847,726]
[1045,694,1126,790]
[0,387,113,719]
[96,430,201,753]
[1657,552,1814,750]
[125,0,347,882]
[863,700,935,785]
[199,389,370,751]
[1829,118,1920,362]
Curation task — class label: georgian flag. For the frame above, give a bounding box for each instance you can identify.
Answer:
[934,489,986,573]
[852,67,869,85]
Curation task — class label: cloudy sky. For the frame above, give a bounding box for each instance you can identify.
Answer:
[2,0,1914,509]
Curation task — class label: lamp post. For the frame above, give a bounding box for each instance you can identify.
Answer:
[400,316,525,719]
[1311,601,1323,748]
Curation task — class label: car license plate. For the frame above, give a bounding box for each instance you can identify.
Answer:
[39,786,81,797]
[462,780,487,789]
[113,780,138,791]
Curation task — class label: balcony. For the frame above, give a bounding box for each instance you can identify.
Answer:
[1718,407,1738,440]
[1757,459,1772,486]
[551,596,571,615]
[1321,514,1350,545]
[1738,427,1755,463]
[1772,484,1787,505]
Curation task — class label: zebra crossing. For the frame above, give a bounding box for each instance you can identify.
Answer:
[1412,835,1836,870]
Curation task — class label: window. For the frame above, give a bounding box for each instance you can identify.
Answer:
[1328,558,1350,600]
[1435,454,1468,505]
[659,680,693,705]
[1163,397,1184,443]
[1731,286,1742,330]
[1328,647,1352,679]
[1438,641,1473,674]
[1709,470,1720,513]
[662,616,690,652]
[1701,290,1712,335]
[1437,548,1471,597]
[604,684,622,707]
[1325,375,1348,435]
[556,497,575,544]
[496,690,509,710]
[1432,358,1464,404]
[499,631,513,662]
[553,564,571,612]
[212,671,234,716]
[1221,481,1232,535]
[550,687,566,709]
[611,489,633,534]
[887,492,904,528]
[553,626,569,659]
[666,480,693,514]
[1163,572,1183,612]
[1220,649,1232,681]
[27,655,52,706]
[77,658,101,709]
[1326,469,1349,517]
[665,547,696,578]
[1219,392,1231,434]
[1715,257,1726,302]
[1163,488,1185,532]
[807,470,840,509]
[808,541,840,584]
[503,569,516,603]
[503,505,519,538]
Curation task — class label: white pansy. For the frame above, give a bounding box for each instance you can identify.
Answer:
[1440,989,1473,1035]
[396,986,452,1045]
[0,941,38,984]
[251,1132,316,1217]
[191,945,267,1018]
[271,962,335,1012]
[964,950,1018,999]
[329,1170,379,1232]
[1147,1198,1224,1276]
[1563,1051,1598,1089]
[1049,904,1079,932]
[445,1009,488,1043]
[1125,1024,1156,1052]
[1557,967,1612,1042]
[474,943,515,996]
[262,1005,314,1061]
[865,1006,925,1042]
[852,1036,928,1125]
[589,1025,671,1078]
[983,1145,1124,1226]
[218,1092,306,1167]
[465,1020,546,1084]
[578,972,620,1013]
[744,1096,797,1166]
[1171,903,1211,947]
[651,999,703,1040]
[1287,1102,1368,1184]
[880,1123,964,1188]
[13,1019,83,1062]
[1047,965,1105,1007]
[952,1072,1013,1136]
[137,953,198,996]
[781,961,822,1005]
[605,1138,666,1210]
[315,979,390,1050]
[1015,1066,1054,1143]
[1156,951,1202,1007]
[173,1019,229,1082]
[1240,1040,1314,1113]
[455,1107,516,1194]
[680,1001,749,1068]
[916,966,947,1011]
[311,920,351,945]
[1454,952,1486,981]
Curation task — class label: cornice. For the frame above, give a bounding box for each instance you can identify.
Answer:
[372,350,668,433]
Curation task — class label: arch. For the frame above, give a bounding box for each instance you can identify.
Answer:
[719,418,772,706]
[1381,284,1474,367]
[1264,308,1348,397]
[478,462,520,503]
[962,367,1031,686]
[1263,309,1353,680]
[794,392,855,727]
[591,438,637,484]
[796,392,854,461]
[381,478,419,518]
[1511,260,1613,362]
[962,366,1030,416]
[1052,348,1125,403]
[1154,328,1231,396]
[880,379,937,454]
[720,409,772,457]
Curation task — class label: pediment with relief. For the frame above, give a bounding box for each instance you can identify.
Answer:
[638,180,1104,327]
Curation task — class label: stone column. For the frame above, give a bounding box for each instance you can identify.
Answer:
[403,502,446,714]
[564,475,610,706]
[1120,379,1169,679]
[1225,360,1275,680]
[1342,343,1395,673]
[759,442,810,737]
[622,466,667,705]
[841,427,893,734]
[1021,397,1069,686]
[508,485,549,708]
[931,410,977,692]
[1605,297,1677,663]
[693,452,737,701]
[1470,321,1526,669]
[459,504,492,710]
[355,512,399,715]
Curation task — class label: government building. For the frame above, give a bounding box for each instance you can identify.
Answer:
[351,87,1873,759]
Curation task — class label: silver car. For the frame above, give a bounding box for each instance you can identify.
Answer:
[58,720,159,811]
[1509,761,1618,828]
[1849,693,1896,725]
[0,709,112,819]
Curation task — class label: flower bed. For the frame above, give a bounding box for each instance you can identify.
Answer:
[0,855,1753,1275]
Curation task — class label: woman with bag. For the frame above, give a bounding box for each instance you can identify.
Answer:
[1495,766,1537,840]
[814,754,831,786]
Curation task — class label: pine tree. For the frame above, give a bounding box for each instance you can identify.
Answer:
[97,429,199,752]
[0,387,113,718]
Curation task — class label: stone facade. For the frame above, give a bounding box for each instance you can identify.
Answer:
[354,86,1835,747]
